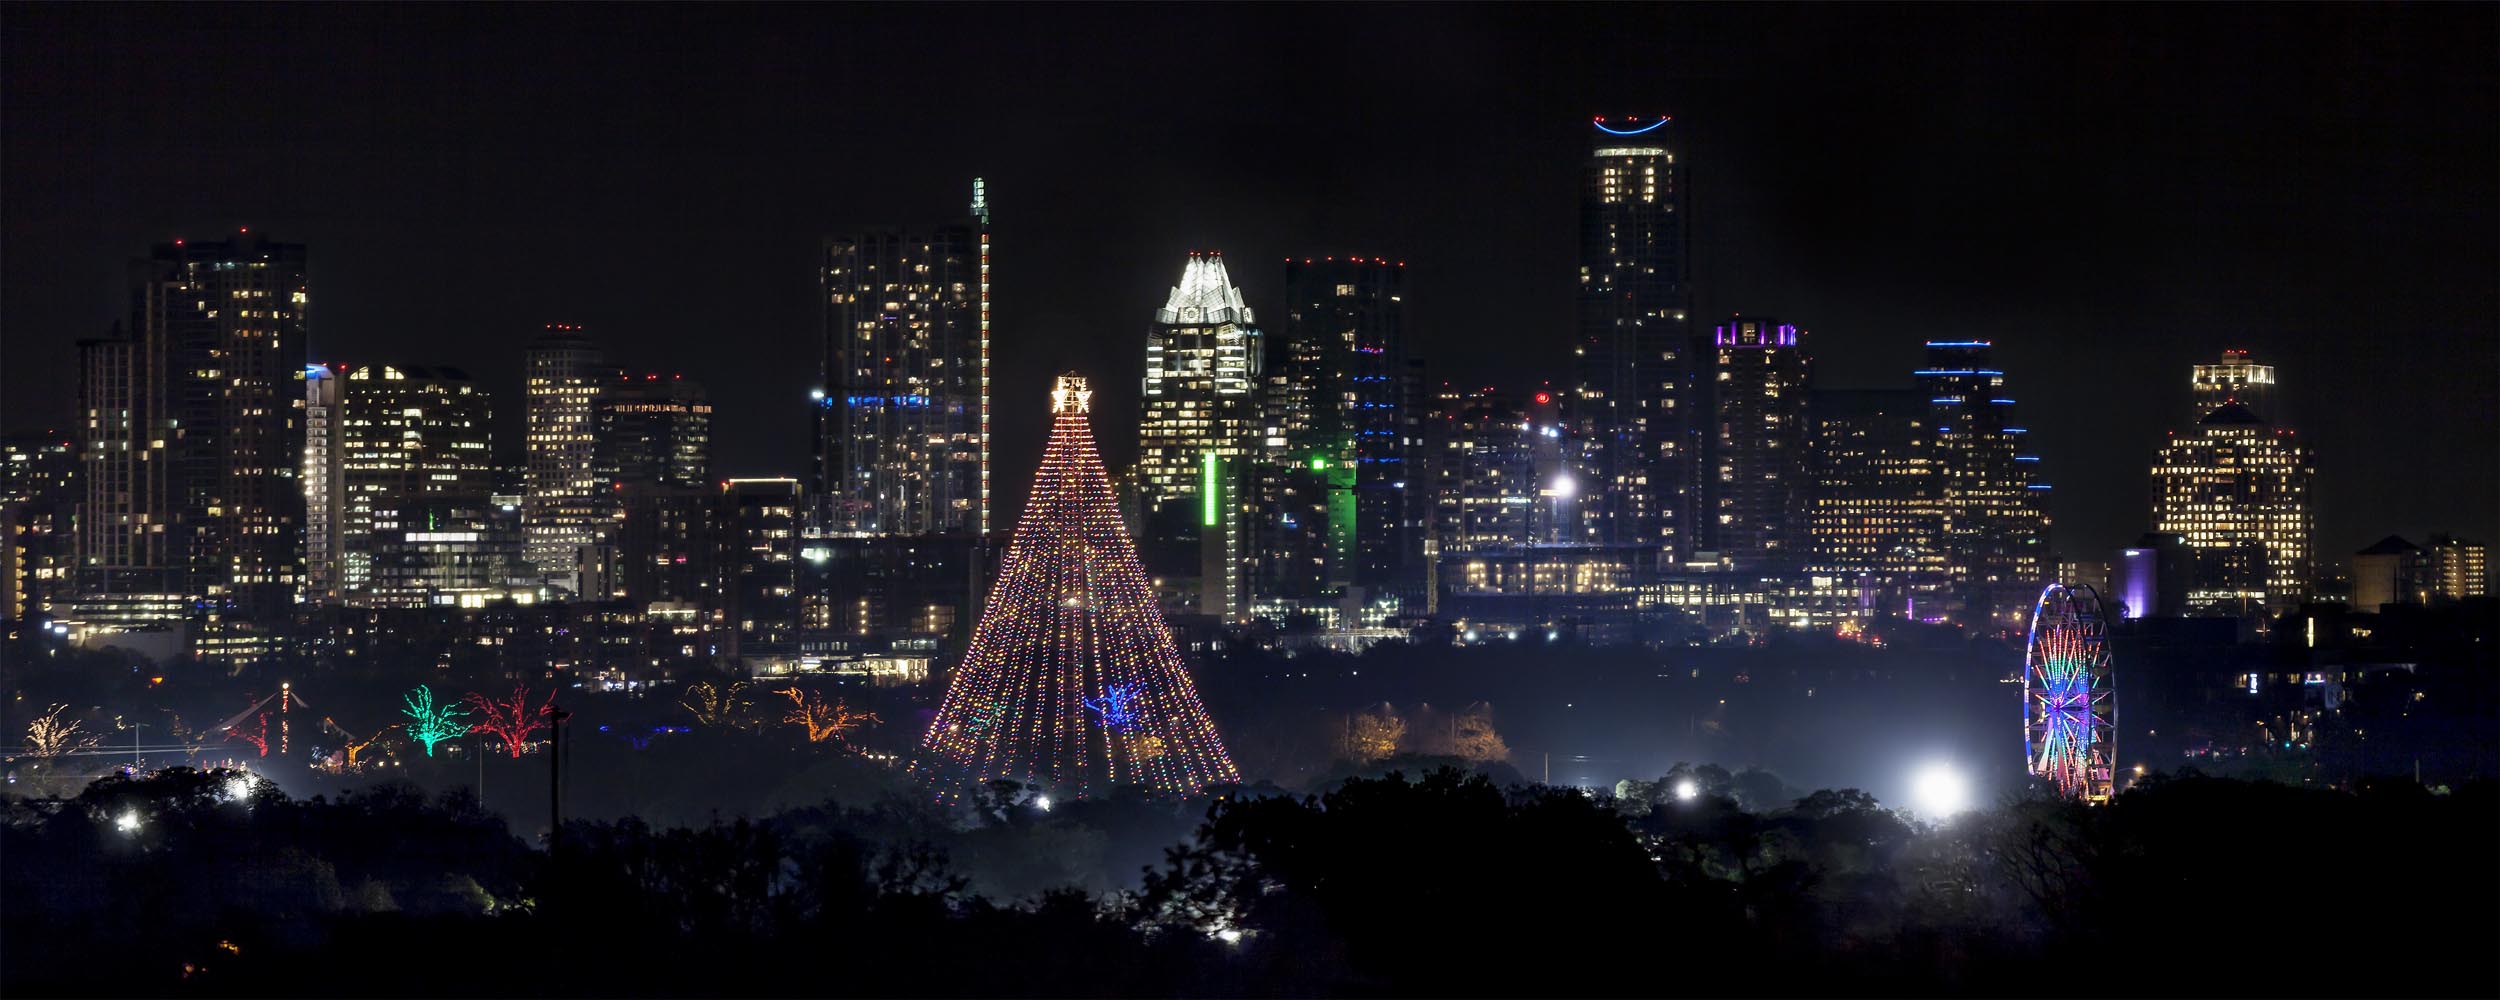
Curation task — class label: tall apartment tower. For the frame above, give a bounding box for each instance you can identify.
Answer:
[1137,252,1265,618]
[1575,115,1693,559]
[303,366,347,604]
[77,329,163,598]
[78,233,310,619]
[816,180,991,538]
[523,324,606,591]
[1915,340,2051,628]
[2152,400,2314,615]
[1271,257,1425,605]
[1706,316,1811,571]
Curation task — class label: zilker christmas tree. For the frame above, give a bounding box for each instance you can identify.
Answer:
[920,374,1239,798]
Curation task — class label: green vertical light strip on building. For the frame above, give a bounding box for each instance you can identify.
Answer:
[1201,452,1219,527]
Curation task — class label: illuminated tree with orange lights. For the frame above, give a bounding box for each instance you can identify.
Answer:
[777,688,882,744]
[25,704,101,759]
[919,374,1240,799]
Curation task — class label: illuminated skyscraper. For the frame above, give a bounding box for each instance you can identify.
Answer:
[1136,252,1264,617]
[1,433,78,621]
[78,233,309,623]
[2152,401,2314,614]
[1805,388,1945,601]
[335,365,495,601]
[1575,115,1693,558]
[816,180,990,538]
[1916,340,2051,628]
[77,329,159,598]
[1263,257,1425,609]
[1707,316,1810,571]
[523,324,606,590]
[2424,534,2489,603]
[596,373,712,491]
[302,366,346,604]
[1426,386,1549,554]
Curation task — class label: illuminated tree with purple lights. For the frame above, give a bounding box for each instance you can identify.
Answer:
[918,374,1240,800]
[2023,583,2115,802]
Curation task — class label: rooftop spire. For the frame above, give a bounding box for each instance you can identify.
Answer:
[1155,252,1253,326]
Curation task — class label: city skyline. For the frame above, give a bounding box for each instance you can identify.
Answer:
[3,5,2493,569]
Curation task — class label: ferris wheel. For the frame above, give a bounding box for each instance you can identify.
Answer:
[2023,583,2116,802]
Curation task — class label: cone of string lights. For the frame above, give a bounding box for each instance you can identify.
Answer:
[917,373,1241,800]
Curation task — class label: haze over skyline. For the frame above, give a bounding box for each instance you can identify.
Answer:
[5,4,2493,563]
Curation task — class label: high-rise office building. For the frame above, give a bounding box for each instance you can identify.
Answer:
[596,373,712,492]
[816,180,990,538]
[1707,316,1810,571]
[1139,252,1265,501]
[1267,257,1426,607]
[2151,401,2314,614]
[77,233,310,623]
[1915,340,2050,627]
[523,324,606,591]
[1575,115,1693,559]
[333,365,496,602]
[1137,252,1265,617]
[2190,348,2277,423]
[1804,388,1945,602]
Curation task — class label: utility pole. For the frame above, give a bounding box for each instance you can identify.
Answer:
[548,698,571,856]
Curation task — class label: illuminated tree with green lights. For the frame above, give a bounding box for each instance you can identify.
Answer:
[401,685,472,757]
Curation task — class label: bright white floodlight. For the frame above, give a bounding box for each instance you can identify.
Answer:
[1910,761,1971,818]
[1673,778,1701,802]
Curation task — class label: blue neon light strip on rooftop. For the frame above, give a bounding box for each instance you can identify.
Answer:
[1924,341,1992,348]
[1594,119,1669,135]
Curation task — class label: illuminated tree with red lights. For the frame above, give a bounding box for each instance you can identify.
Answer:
[467,685,555,758]
[919,374,1240,799]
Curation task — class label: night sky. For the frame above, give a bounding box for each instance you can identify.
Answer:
[6,5,2493,566]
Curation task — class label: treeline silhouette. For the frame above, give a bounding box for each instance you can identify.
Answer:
[5,766,2492,996]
